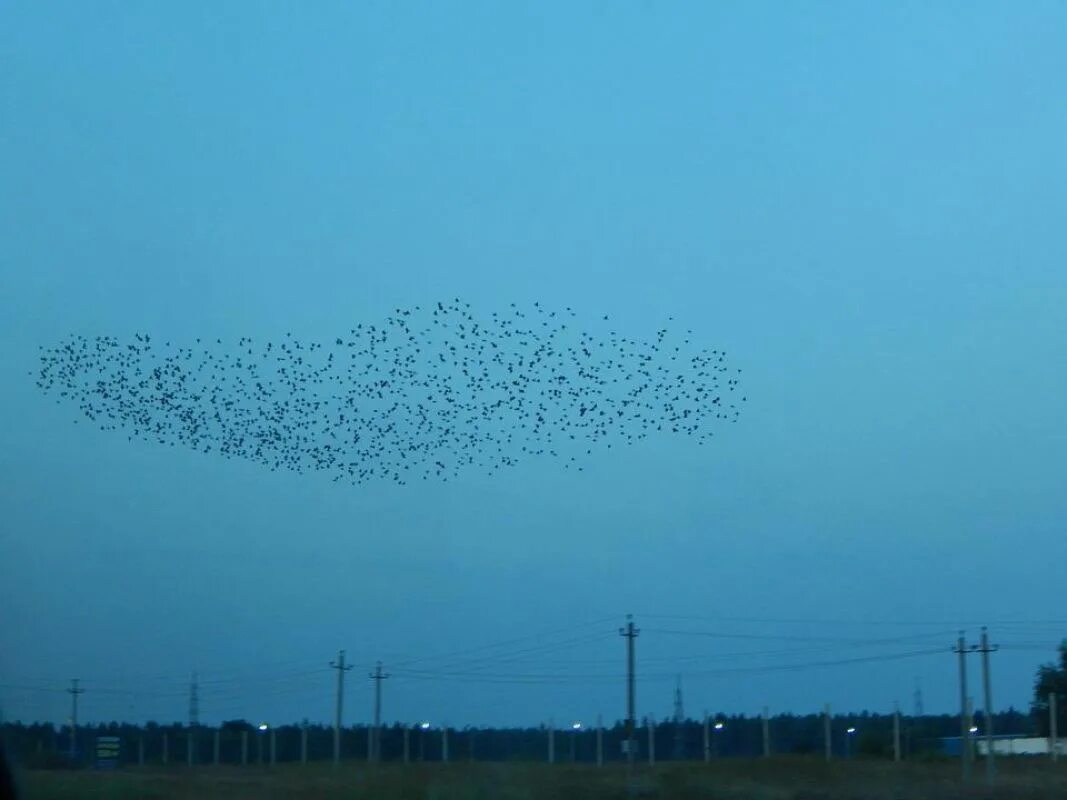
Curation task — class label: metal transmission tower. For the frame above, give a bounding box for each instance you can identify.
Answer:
[619,615,639,771]
[369,662,389,762]
[330,649,354,765]
[913,677,924,718]
[67,679,84,759]
[672,675,685,760]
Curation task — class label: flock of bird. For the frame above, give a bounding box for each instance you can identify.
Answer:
[36,301,744,485]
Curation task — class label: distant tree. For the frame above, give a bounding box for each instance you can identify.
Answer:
[1032,640,1067,736]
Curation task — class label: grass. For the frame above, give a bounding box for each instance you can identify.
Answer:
[15,758,1067,800]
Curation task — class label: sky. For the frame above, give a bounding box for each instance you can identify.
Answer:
[2,1,1066,730]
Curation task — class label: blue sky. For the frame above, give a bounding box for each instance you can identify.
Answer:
[2,1,1066,728]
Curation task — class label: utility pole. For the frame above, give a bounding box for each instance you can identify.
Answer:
[66,679,84,759]
[547,720,555,764]
[967,697,976,764]
[596,714,604,767]
[823,704,831,762]
[330,650,353,765]
[977,627,998,784]
[672,676,684,760]
[1050,693,1059,762]
[893,702,901,762]
[762,707,771,758]
[300,721,308,765]
[188,672,200,765]
[647,716,655,766]
[369,662,388,762]
[702,712,710,763]
[442,725,449,763]
[619,614,639,772]
[214,729,220,765]
[403,728,410,763]
[954,633,971,780]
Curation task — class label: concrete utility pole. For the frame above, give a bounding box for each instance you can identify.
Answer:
[967,697,976,764]
[647,716,655,766]
[138,734,145,766]
[241,730,248,766]
[547,721,555,764]
[596,714,604,767]
[977,627,998,785]
[188,672,199,765]
[163,731,170,765]
[403,728,410,763]
[66,679,84,759]
[702,712,710,763]
[1050,693,1059,762]
[823,704,832,762]
[954,632,971,780]
[619,615,639,771]
[301,720,308,765]
[330,649,353,765]
[442,725,449,763]
[369,662,388,762]
[762,707,771,758]
[270,728,277,766]
[214,729,220,765]
[893,702,901,762]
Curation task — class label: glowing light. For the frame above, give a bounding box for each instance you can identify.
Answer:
[572,722,582,730]
[420,721,431,730]
[714,722,725,730]
[846,727,857,734]
[258,724,269,731]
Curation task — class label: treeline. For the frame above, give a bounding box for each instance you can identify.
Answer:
[0,708,1038,767]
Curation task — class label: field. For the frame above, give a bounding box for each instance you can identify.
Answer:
[15,759,1067,800]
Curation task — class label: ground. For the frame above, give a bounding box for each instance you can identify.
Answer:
[16,759,1067,800]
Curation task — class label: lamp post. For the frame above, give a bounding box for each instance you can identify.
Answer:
[257,724,268,765]
[571,722,581,763]
[713,721,724,758]
[845,727,856,759]
[419,722,430,762]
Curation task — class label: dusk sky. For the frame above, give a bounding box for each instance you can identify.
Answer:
[2,2,1066,730]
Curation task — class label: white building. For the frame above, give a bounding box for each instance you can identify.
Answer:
[975,736,1065,756]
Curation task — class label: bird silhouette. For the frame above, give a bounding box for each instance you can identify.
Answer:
[35,302,745,485]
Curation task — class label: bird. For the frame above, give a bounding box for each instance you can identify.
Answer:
[35,301,745,486]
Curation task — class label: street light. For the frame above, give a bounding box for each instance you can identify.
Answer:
[257,724,269,764]
[419,722,430,761]
[845,727,857,759]
[571,722,582,762]
[712,721,725,758]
